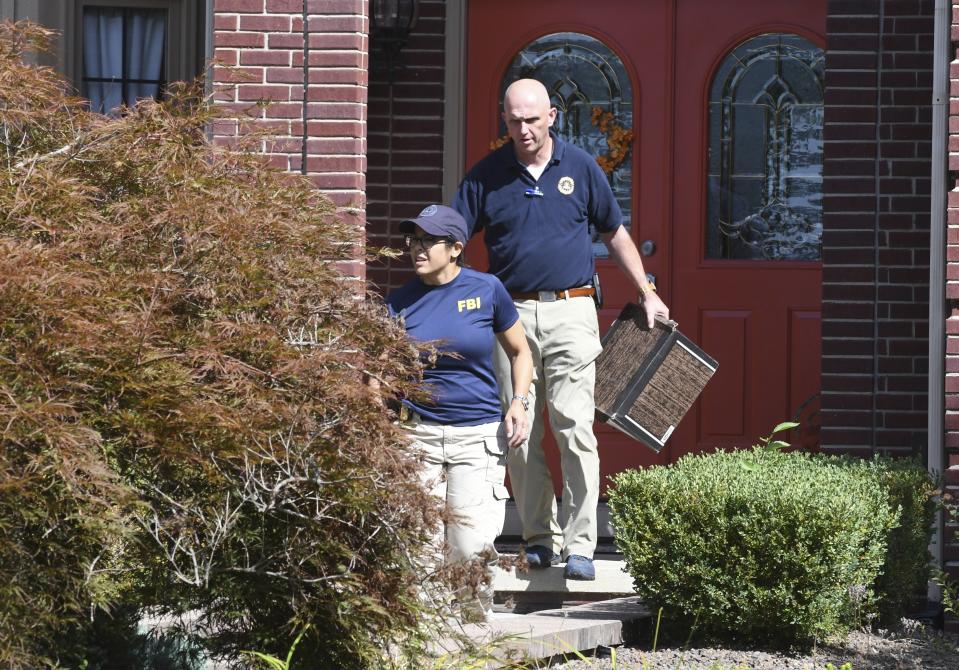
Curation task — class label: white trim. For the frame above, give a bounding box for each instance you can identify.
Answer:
[620,414,665,448]
[677,340,717,372]
[928,0,948,603]
[442,0,467,204]
[203,0,213,95]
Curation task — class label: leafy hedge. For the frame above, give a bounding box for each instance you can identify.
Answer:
[0,21,446,669]
[864,457,937,623]
[609,444,932,645]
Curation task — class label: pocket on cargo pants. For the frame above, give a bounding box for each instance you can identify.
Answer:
[484,435,508,486]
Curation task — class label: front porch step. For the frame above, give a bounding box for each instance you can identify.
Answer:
[434,596,650,663]
[493,554,636,613]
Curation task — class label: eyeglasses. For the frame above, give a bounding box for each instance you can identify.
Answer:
[404,234,453,249]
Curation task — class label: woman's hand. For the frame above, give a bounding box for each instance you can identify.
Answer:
[496,320,533,449]
[504,399,530,449]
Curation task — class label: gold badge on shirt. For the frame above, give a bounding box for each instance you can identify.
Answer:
[557,177,575,195]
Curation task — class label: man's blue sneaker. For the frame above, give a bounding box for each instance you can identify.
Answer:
[564,554,595,581]
[523,545,560,569]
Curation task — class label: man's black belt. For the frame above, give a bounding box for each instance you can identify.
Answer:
[509,286,596,302]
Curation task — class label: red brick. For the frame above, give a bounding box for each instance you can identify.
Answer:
[305,156,364,172]
[303,15,365,32]
[308,68,367,85]
[306,86,366,103]
[268,34,304,49]
[214,15,239,30]
[240,50,291,66]
[254,120,293,134]
[212,101,263,118]
[828,15,880,33]
[307,33,365,49]
[305,138,364,153]
[306,0,363,12]
[214,31,265,48]
[211,86,237,103]
[306,120,364,137]
[325,191,366,207]
[266,154,292,170]
[213,135,258,150]
[266,67,304,83]
[265,136,302,152]
[820,428,874,445]
[884,0,921,15]
[265,0,302,11]
[239,15,292,31]
[237,84,296,101]
[215,0,264,11]
[263,102,304,118]
[211,120,238,135]
[306,102,365,120]
[212,66,262,83]
[294,50,365,68]
[308,173,364,189]
[212,48,239,65]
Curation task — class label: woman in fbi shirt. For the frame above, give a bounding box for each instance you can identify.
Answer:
[387,204,532,622]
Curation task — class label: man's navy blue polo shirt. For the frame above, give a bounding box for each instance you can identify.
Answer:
[453,134,623,293]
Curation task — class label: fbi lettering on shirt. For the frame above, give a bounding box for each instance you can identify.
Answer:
[457,297,482,312]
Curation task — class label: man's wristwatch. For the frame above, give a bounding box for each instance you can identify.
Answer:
[511,394,530,411]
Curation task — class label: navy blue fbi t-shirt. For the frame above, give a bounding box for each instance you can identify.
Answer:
[387,267,519,426]
[453,133,623,293]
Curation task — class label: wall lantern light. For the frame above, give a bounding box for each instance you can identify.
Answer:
[370,0,419,63]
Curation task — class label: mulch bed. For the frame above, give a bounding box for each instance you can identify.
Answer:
[549,620,959,670]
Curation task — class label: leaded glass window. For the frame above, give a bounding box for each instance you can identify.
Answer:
[501,32,633,259]
[706,33,824,261]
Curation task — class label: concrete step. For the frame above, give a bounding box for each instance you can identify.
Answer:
[433,596,650,664]
[494,555,635,596]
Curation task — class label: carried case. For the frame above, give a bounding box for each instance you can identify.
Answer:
[595,303,718,452]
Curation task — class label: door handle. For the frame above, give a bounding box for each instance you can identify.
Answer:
[640,239,656,256]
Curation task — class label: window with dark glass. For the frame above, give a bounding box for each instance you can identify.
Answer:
[501,32,634,259]
[81,5,168,114]
[706,33,824,261]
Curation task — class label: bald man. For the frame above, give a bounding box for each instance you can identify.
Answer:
[453,79,668,580]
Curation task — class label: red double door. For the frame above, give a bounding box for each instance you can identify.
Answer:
[465,0,826,487]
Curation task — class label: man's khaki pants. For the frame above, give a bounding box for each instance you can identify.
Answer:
[405,417,510,621]
[493,295,602,559]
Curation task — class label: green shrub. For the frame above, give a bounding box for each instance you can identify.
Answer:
[609,446,897,645]
[855,456,936,624]
[0,21,447,669]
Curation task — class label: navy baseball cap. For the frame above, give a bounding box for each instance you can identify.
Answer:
[399,204,469,244]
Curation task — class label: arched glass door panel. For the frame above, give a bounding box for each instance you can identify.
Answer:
[706,33,824,261]
[501,32,633,258]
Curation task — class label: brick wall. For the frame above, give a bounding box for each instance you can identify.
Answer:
[946,0,959,631]
[365,0,446,294]
[210,0,368,281]
[821,0,933,456]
